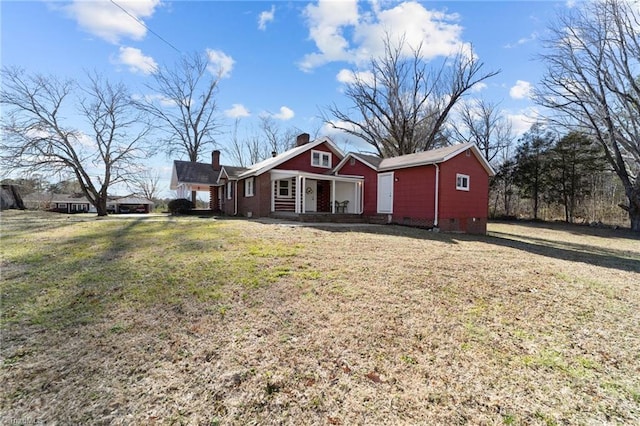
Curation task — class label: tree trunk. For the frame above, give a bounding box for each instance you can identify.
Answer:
[191,190,197,207]
[95,196,108,217]
[626,187,640,232]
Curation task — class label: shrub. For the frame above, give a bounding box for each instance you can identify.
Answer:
[168,198,193,215]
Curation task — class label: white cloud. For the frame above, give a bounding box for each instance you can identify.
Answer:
[336,69,374,85]
[299,0,360,70]
[506,107,541,136]
[116,46,158,75]
[504,32,538,49]
[225,104,250,118]
[272,106,295,121]
[470,82,487,93]
[299,0,466,71]
[64,0,160,44]
[132,93,176,107]
[510,80,533,100]
[206,49,235,78]
[258,5,275,30]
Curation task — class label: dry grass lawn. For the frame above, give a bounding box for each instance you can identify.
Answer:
[1,211,639,425]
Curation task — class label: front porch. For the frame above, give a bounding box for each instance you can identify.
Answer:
[270,170,364,215]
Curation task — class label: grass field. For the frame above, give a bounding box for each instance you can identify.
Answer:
[1,210,639,425]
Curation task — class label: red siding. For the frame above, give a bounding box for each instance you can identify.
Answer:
[382,149,490,233]
[277,142,340,173]
[335,157,378,215]
[391,165,437,226]
[438,150,490,232]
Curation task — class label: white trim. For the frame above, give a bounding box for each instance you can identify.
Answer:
[456,173,470,191]
[271,180,275,212]
[377,172,394,214]
[276,179,292,198]
[238,136,344,178]
[333,152,379,173]
[226,181,233,199]
[311,149,332,168]
[271,169,363,183]
[244,177,255,197]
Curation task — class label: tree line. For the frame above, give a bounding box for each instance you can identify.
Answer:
[489,123,630,226]
[1,0,638,230]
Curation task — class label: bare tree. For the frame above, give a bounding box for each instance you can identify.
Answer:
[451,98,513,164]
[535,0,640,231]
[126,169,162,200]
[259,116,299,156]
[1,68,152,216]
[323,35,499,157]
[138,52,221,203]
[226,119,264,167]
[225,116,305,167]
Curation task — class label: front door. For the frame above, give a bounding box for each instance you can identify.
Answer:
[377,172,394,213]
[304,179,317,212]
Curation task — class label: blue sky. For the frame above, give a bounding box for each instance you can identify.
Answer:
[1,0,572,197]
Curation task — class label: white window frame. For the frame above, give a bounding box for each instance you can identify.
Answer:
[226,181,233,199]
[311,150,331,168]
[456,173,470,191]
[244,177,255,197]
[277,179,291,198]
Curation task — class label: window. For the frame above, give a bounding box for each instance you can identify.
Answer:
[277,179,291,198]
[244,177,254,197]
[226,181,233,199]
[311,150,331,168]
[456,174,470,191]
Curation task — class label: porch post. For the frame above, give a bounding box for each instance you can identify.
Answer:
[331,180,336,213]
[271,179,275,213]
[294,176,299,213]
[301,177,306,213]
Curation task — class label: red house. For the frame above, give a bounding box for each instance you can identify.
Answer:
[334,143,495,233]
[170,134,495,233]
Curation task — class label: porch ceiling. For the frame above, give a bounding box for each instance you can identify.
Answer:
[270,169,363,183]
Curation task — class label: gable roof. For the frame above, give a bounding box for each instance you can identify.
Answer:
[238,136,345,178]
[218,165,249,182]
[334,152,382,172]
[334,143,495,177]
[378,143,495,176]
[171,160,220,189]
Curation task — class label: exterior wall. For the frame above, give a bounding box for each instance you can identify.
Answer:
[390,165,437,227]
[236,175,271,217]
[277,142,341,173]
[335,158,378,215]
[437,150,490,234]
[219,179,236,215]
[209,186,219,211]
[363,149,489,233]
[272,177,297,212]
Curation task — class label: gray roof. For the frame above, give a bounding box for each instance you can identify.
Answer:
[222,166,250,179]
[351,153,383,168]
[173,160,220,185]
[378,143,481,171]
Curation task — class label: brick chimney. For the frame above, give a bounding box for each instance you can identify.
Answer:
[212,150,221,171]
[296,133,310,147]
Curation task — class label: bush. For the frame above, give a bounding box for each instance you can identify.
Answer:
[168,198,193,215]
